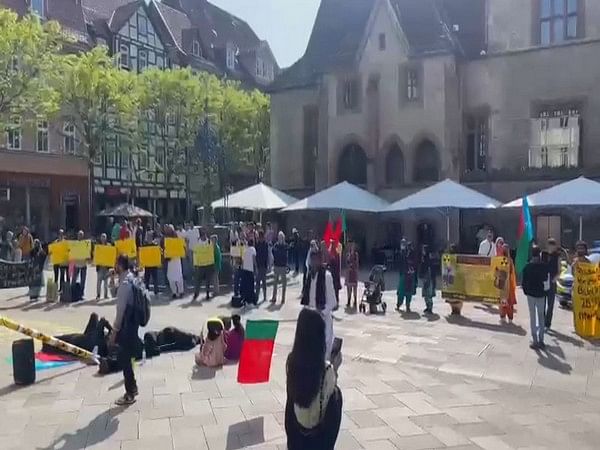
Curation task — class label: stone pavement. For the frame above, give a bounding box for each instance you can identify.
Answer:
[0,269,599,449]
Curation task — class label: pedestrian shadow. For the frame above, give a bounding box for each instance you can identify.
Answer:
[400,310,421,321]
[180,300,204,309]
[425,312,441,322]
[474,303,500,315]
[267,303,284,312]
[446,314,527,336]
[192,364,217,380]
[226,417,264,450]
[546,329,585,348]
[535,345,572,374]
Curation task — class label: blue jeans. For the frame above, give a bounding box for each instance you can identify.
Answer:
[545,282,557,328]
[527,295,546,344]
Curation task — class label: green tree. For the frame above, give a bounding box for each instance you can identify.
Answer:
[0,9,65,128]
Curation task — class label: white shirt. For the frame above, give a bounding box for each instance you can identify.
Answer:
[242,246,256,272]
[185,229,200,249]
[478,239,496,257]
[308,269,336,314]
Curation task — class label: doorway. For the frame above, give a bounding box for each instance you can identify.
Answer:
[536,215,561,246]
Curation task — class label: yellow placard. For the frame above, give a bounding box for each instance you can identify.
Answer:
[164,237,185,259]
[441,254,509,303]
[93,245,116,267]
[193,244,215,267]
[68,240,91,261]
[230,245,245,258]
[115,238,137,258]
[48,241,69,265]
[139,246,162,268]
[573,262,600,339]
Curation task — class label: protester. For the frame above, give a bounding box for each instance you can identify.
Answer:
[28,239,46,301]
[328,240,342,307]
[285,308,342,449]
[0,230,14,260]
[499,242,517,323]
[573,240,590,265]
[109,255,138,406]
[165,225,184,299]
[106,217,115,243]
[193,228,213,301]
[478,230,496,257]
[265,222,275,244]
[119,219,130,240]
[224,314,244,361]
[133,218,144,249]
[71,230,88,300]
[143,231,160,295]
[291,228,301,274]
[184,222,199,285]
[302,249,336,359]
[211,234,222,295]
[255,230,269,303]
[541,238,561,330]
[397,239,417,312]
[195,318,226,367]
[18,226,34,261]
[303,239,319,290]
[420,244,436,314]
[111,218,121,243]
[96,233,110,300]
[522,245,549,350]
[494,236,505,257]
[271,231,288,304]
[345,241,359,309]
[240,239,257,305]
[52,229,69,292]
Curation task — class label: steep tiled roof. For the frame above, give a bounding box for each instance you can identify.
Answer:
[47,0,88,35]
[154,0,191,50]
[108,0,142,32]
[81,0,132,22]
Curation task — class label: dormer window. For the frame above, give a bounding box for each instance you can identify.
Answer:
[192,40,201,57]
[226,44,236,70]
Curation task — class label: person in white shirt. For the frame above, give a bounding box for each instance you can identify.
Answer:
[478,230,496,257]
[301,249,336,359]
[241,239,257,305]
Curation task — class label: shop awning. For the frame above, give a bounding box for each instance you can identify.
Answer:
[502,177,600,208]
[210,183,298,211]
[97,203,154,218]
[282,181,388,213]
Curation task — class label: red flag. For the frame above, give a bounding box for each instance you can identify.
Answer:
[332,218,342,245]
[237,320,279,384]
[323,221,333,243]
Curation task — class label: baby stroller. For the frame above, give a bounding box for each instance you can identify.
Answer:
[359,265,387,314]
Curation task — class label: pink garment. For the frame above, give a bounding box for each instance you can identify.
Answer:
[195,334,226,367]
[224,328,245,361]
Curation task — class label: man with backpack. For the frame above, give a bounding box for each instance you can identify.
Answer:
[109,255,149,406]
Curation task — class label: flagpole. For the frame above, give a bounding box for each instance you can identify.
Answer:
[579,215,583,241]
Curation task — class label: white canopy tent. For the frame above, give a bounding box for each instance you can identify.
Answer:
[503,176,600,240]
[281,181,389,213]
[384,179,501,241]
[210,183,298,211]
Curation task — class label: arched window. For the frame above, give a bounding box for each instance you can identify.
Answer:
[414,139,439,182]
[385,143,404,187]
[337,143,367,185]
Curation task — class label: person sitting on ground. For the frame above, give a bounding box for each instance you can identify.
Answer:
[224,314,245,361]
[195,318,226,367]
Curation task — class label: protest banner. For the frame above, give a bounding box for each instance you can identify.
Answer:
[230,245,245,258]
[93,245,116,267]
[572,262,600,339]
[441,254,509,303]
[68,240,92,261]
[139,246,162,268]
[0,260,41,289]
[48,241,69,265]
[164,237,185,259]
[115,238,137,258]
[193,244,215,267]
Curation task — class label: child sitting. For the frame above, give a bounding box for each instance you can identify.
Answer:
[195,318,226,367]
[224,314,245,361]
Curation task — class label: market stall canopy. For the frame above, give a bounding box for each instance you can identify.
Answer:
[97,203,154,218]
[384,179,500,212]
[503,177,600,208]
[210,183,298,211]
[282,181,388,213]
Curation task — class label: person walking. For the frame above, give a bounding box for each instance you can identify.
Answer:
[285,308,342,450]
[255,230,269,303]
[522,245,550,350]
[96,233,110,300]
[291,228,301,274]
[109,255,139,406]
[541,238,560,330]
[345,241,359,309]
[211,234,222,296]
[18,226,34,261]
[241,239,257,306]
[420,244,436,314]
[28,239,46,300]
[271,231,288,304]
[478,230,496,257]
[499,242,517,323]
[396,239,417,312]
[165,225,184,299]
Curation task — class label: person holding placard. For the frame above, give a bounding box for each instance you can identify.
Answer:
[165,225,184,299]
[71,230,90,299]
[96,233,111,300]
[51,229,69,292]
[142,231,161,295]
[211,235,222,295]
[193,229,213,302]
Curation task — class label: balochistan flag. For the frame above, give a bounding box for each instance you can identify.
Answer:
[237,320,279,384]
[515,197,534,275]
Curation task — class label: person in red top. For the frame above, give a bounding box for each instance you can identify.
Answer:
[224,314,245,361]
[119,219,131,240]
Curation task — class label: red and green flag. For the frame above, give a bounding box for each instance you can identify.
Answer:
[237,320,279,384]
[515,197,534,275]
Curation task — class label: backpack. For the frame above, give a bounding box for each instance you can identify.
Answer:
[131,279,151,327]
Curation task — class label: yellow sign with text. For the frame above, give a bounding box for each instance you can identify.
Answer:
[573,262,600,339]
[230,245,245,258]
[164,238,186,259]
[48,241,69,265]
[441,254,509,303]
[139,246,162,268]
[93,245,116,267]
[68,240,92,261]
[193,244,215,267]
[115,238,137,258]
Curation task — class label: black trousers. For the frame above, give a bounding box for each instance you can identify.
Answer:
[117,341,137,396]
[144,268,159,294]
[53,265,68,291]
[194,266,213,298]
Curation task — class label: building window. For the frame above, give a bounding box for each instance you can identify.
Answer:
[466,115,488,171]
[138,148,148,169]
[31,0,45,18]
[6,117,21,150]
[138,15,148,36]
[226,45,236,70]
[120,44,129,69]
[192,40,201,57]
[378,33,386,50]
[36,120,49,153]
[342,78,360,110]
[156,146,165,168]
[156,55,164,69]
[529,105,580,168]
[540,0,579,45]
[138,50,147,72]
[105,140,116,167]
[407,69,419,100]
[63,122,76,154]
[255,57,263,77]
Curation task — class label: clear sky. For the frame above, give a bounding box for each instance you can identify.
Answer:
[208,0,321,68]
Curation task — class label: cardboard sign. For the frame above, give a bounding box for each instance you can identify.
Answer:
[573,262,600,339]
[115,238,137,258]
[139,246,162,268]
[164,238,185,259]
[230,245,245,258]
[68,240,92,261]
[93,245,116,267]
[48,241,69,265]
[193,244,215,267]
